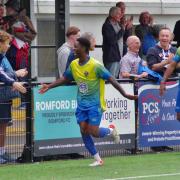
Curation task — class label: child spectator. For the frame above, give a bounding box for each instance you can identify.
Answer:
[0,30,27,164]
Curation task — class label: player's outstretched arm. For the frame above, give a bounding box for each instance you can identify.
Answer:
[160,61,177,96]
[39,76,70,94]
[108,77,138,100]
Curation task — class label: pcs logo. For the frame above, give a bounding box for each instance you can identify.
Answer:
[141,93,160,125]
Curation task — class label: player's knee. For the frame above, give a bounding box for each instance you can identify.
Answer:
[88,128,99,137]
[89,130,95,137]
[80,127,88,135]
[177,113,180,122]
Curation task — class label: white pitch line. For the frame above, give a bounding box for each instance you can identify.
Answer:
[104,172,180,180]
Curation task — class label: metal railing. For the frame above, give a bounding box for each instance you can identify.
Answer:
[0,76,179,164]
[0,41,179,164]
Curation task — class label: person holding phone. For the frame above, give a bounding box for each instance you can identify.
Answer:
[116,2,133,54]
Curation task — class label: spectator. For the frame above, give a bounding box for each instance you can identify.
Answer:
[135,11,157,57]
[116,1,133,43]
[119,35,148,79]
[146,27,176,77]
[4,0,37,71]
[0,4,4,20]
[0,4,9,32]
[65,32,96,70]
[102,6,125,78]
[0,4,5,30]
[4,0,36,109]
[57,26,80,77]
[146,27,176,152]
[0,30,27,164]
[82,32,96,51]
[173,20,180,47]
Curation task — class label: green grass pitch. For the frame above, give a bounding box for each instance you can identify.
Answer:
[1,152,180,180]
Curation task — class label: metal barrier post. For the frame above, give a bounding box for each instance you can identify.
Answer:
[24,42,33,161]
[24,83,33,162]
[17,87,33,163]
[134,81,138,154]
[18,54,33,162]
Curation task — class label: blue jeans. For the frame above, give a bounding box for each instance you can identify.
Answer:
[105,62,120,78]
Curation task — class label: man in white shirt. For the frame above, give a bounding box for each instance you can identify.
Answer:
[57,26,80,77]
[119,35,147,79]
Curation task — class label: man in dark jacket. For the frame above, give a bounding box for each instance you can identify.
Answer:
[102,6,125,78]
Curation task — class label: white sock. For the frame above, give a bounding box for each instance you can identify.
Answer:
[0,147,5,155]
[93,153,102,162]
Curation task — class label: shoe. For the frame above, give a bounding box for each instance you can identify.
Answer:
[1,152,16,162]
[89,160,104,167]
[109,124,120,144]
[0,155,7,164]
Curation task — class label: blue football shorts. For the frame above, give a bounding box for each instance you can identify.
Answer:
[75,105,103,126]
